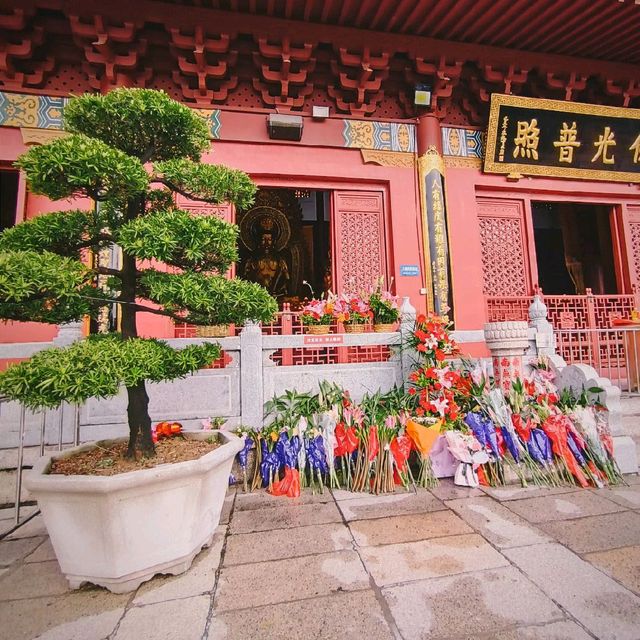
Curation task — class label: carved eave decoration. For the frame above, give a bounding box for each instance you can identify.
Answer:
[21,127,68,145]
[361,149,414,168]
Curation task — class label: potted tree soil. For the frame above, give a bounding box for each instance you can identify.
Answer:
[0,89,276,593]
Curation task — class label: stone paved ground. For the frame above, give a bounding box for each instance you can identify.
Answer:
[1,476,640,640]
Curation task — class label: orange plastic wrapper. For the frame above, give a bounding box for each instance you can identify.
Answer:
[406,418,442,456]
[476,465,490,486]
[543,417,589,488]
[268,467,301,498]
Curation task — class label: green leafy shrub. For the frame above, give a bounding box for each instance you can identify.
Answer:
[0,88,276,457]
[0,334,221,410]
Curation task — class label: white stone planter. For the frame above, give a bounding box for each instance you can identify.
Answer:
[25,430,242,593]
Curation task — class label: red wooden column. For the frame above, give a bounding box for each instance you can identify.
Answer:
[416,114,452,317]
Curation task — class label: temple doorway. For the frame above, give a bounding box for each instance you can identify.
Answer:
[237,188,331,308]
[532,201,618,295]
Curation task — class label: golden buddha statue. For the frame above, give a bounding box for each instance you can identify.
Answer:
[243,230,290,297]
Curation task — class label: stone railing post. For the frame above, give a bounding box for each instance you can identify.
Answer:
[484,321,530,393]
[240,321,264,429]
[528,294,557,357]
[53,322,83,347]
[399,296,417,388]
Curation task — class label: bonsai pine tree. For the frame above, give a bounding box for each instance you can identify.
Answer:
[0,89,277,457]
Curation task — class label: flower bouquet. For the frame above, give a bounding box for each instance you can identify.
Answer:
[368,278,400,332]
[444,430,489,487]
[334,294,372,333]
[406,416,441,487]
[406,313,458,362]
[300,296,335,334]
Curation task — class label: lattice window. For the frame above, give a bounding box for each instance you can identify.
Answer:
[333,191,386,293]
[478,216,528,296]
[629,221,640,286]
[339,211,383,291]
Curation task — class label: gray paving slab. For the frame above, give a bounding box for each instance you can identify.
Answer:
[215,549,370,611]
[446,496,550,548]
[592,484,640,509]
[0,559,69,600]
[505,542,640,640]
[230,500,342,534]
[114,595,210,640]
[6,513,48,539]
[208,590,395,640]
[348,510,471,547]
[382,566,564,640]
[337,491,445,521]
[470,620,594,640]
[219,493,234,525]
[504,491,626,523]
[585,545,640,595]
[481,486,581,502]
[234,488,334,510]
[428,479,484,501]
[0,535,45,566]
[24,538,56,563]
[133,526,225,605]
[0,506,38,537]
[359,533,509,586]
[0,590,128,640]
[539,510,640,554]
[224,522,352,565]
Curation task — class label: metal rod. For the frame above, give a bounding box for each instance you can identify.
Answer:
[73,404,81,447]
[57,403,64,451]
[14,405,26,526]
[39,410,46,457]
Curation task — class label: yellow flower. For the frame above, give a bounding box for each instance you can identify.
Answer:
[270,432,278,442]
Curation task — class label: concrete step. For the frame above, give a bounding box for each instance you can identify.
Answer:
[619,396,640,415]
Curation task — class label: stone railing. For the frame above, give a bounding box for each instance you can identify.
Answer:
[484,295,637,473]
[0,299,418,447]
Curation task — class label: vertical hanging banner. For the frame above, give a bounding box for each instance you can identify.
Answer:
[418,147,453,317]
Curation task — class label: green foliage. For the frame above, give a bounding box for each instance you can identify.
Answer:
[369,292,400,324]
[0,251,99,323]
[145,189,177,215]
[1,89,277,443]
[0,209,109,258]
[0,334,221,410]
[117,209,238,272]
[64,89,210,162]
[154,158,256,210]
[140,270,278,325]
[16,134,148,201]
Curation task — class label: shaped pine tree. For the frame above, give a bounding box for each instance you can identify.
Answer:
[0,89,277,456]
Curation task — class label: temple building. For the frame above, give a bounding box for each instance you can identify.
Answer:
[1,0,640,358]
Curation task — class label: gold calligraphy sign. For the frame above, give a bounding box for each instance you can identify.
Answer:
[485,94,640,183]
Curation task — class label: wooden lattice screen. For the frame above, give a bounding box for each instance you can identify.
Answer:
[476,197,531,297]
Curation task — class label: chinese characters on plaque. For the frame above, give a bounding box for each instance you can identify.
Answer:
[485,94,640,182]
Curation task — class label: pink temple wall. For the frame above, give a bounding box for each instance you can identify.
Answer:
[0,113,426,344]
[444,165,640,336]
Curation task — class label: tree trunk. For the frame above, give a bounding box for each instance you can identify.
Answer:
[126,382,153,457]
[120,196,154,457]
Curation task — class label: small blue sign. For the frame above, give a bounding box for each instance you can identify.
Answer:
[400,264,420,277]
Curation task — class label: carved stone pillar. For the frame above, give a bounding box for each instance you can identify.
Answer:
[240,321,264,430]
[484,321,530,393]
[416,114,452,316]
[528,294,557,357]
[53,322,84,347]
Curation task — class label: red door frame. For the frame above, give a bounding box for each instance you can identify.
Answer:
[250,176,393,294]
